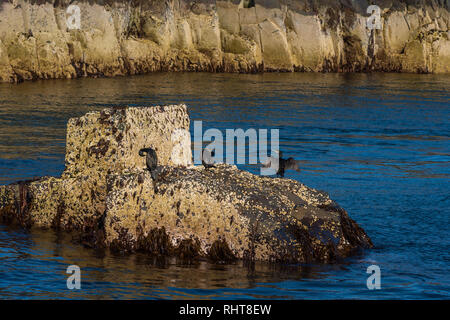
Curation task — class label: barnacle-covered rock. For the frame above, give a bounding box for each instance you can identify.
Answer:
[64,104,192,177]
[0,104,192,229]
[103,164,372,263]
[0,104,372,263]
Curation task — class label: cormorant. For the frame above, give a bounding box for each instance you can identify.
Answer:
[262,151,300,178]
[139,147,159,180]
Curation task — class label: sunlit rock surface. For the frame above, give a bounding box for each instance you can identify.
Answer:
[1,104,192,230]
[0,0,448,83]
[63,104,192,177]
[0,104,372,263]
[105,164,372,263]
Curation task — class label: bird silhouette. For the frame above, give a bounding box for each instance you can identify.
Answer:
[139,147,159,180]
[262,151,300,178]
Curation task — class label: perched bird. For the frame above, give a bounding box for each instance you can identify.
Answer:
[139,147,159,180]
[278,155,300,178]
[202,148,215,169]
[262,151,300,178]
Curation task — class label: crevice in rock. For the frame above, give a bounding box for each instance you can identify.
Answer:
[16,180,36,229]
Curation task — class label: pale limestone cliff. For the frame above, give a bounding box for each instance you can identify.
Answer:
[0,0,448,82]
[0,104,372,263]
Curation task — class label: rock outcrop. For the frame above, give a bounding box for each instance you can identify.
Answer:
[0,104,372,263]
[0,0,448,82]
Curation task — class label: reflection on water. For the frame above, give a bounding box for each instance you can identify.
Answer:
[0,73,449,299]
[1,225,340,299]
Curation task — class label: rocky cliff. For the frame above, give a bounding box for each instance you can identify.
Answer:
[0,0,448,82]
[0,104,373,263]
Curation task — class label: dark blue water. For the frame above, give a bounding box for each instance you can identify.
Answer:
[0,73,449,299]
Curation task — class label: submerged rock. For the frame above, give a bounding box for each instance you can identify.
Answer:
[0,104,372,263]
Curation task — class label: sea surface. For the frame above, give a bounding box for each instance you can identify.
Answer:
[0,73,448,299]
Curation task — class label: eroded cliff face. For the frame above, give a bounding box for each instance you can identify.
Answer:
[0,0,448,82]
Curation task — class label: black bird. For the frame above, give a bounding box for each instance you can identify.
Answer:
[139,147,159,180]
[263,151,300,178]
[277,156,300,178]
[202,148,215,169]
